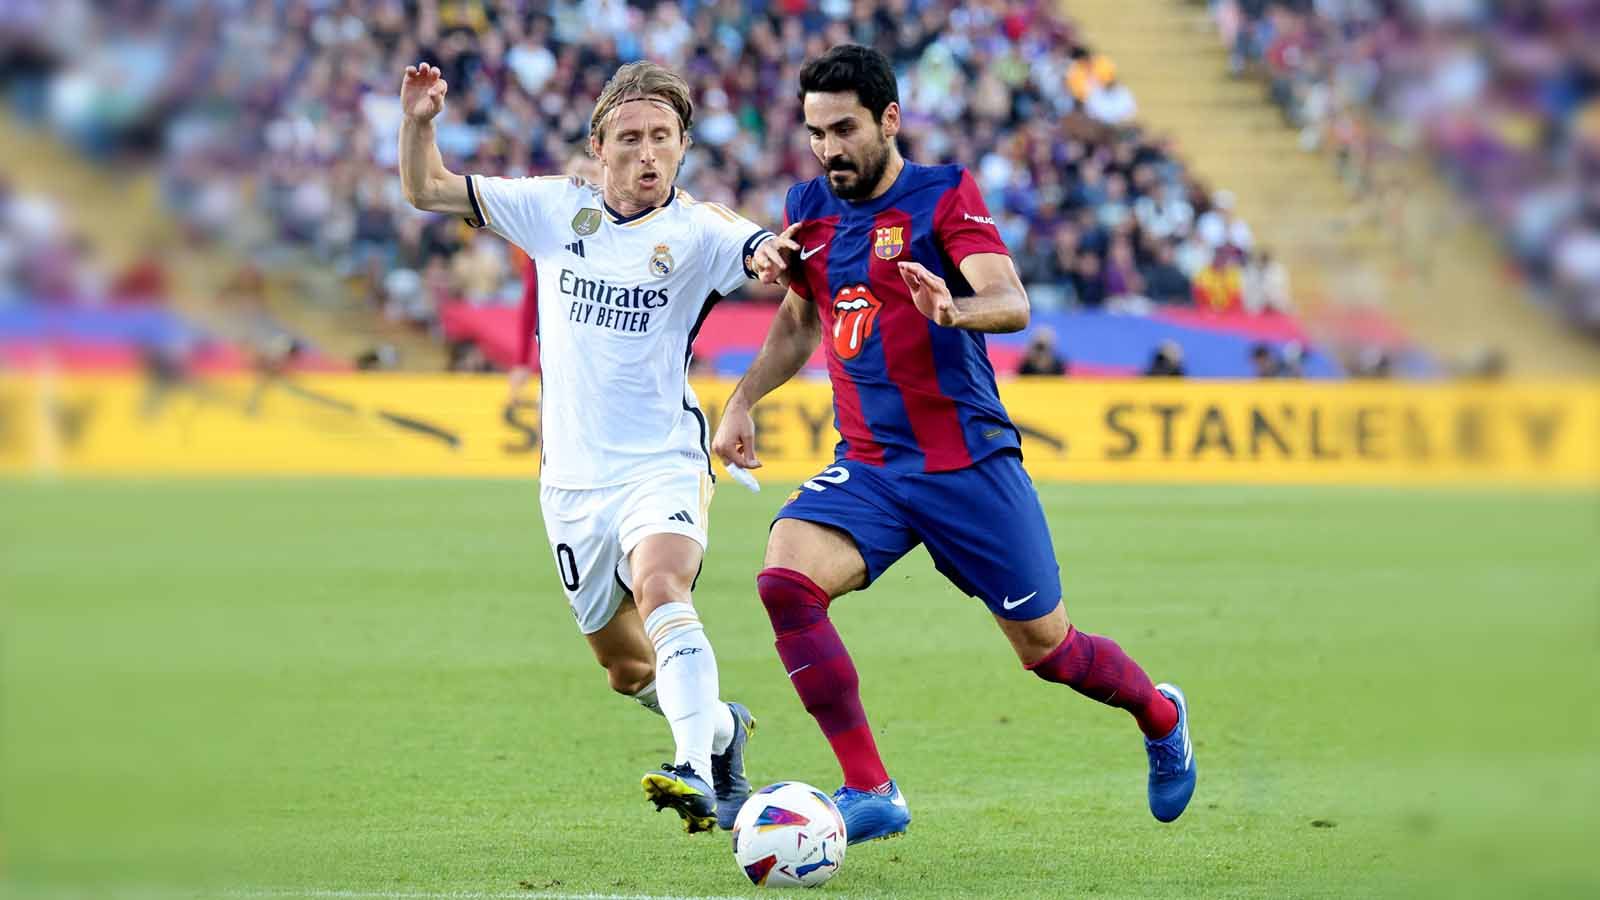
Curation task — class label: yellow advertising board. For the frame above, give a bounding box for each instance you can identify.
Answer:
[1,373,1595,486]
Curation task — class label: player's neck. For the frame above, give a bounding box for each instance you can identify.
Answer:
[863,152,906,202]
[602,185,673,219]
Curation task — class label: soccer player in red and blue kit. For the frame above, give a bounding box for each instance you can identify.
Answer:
[712,45,1197,844]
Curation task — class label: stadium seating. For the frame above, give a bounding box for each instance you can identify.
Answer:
[1207,0,1600,335]
[4,0,1458,378]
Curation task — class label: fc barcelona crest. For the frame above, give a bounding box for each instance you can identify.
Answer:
[873,226,905,260]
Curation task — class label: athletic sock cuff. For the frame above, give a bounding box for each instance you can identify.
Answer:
[643,601,701,646]
[1024,625,1080,672]
[632,680,663,715]
[756,567,831,607]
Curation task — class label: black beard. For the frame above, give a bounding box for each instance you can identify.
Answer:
[826,140,890,201]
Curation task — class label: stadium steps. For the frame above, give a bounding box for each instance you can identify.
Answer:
[0,114,447,370]
[1064,0,1600,374]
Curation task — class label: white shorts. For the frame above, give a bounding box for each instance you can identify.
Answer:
[540,468,714,634]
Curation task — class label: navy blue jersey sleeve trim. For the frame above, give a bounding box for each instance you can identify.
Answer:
[682,291,723,480]
[740,229,775,278]
[463,175,486,229]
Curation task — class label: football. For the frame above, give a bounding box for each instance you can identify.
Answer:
[731,782,847,888]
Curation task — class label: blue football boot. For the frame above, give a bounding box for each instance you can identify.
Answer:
[641,763,717,834]
[1145,683,1197,823]
[711,702,757,830]
[832,779,910,844]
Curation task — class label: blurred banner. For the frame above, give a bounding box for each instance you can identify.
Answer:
[1,374,1595,486]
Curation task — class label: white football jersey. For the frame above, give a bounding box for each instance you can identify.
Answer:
[467,175,772,489]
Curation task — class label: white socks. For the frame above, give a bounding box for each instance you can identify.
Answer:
[632,680,663,716]
[642,601,737,777]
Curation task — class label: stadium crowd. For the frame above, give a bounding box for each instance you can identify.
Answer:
[0,176,172,310]
[1211,0,1600,332]
[5,1,1289,350]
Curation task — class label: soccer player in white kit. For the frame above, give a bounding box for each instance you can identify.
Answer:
[398,60,774,834]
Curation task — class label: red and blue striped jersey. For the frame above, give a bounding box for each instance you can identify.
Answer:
[785,162,1020,473]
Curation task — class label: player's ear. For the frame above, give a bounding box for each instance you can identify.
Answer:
[588,133,603,163]
[879,102,901,139]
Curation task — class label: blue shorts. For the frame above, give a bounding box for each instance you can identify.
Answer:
[773,451,1062,621]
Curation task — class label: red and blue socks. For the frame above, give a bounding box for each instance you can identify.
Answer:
[1028,625,1178,739]
[757,567,890,791]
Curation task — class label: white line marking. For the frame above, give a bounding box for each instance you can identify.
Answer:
[225,883,755,890]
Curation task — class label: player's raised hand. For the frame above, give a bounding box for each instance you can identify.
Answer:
[899,261,959,327]
[401,63,448,122]
[711,401,761,469]
[752,222,803,287]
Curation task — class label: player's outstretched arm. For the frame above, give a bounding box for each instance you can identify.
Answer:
[398,64,472,217]
[713,288,820,468]
[899,254,1030,333]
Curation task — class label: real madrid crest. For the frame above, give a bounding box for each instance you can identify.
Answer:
[649,243,675,278]
[572,208,602,236]
[873,225,905,260]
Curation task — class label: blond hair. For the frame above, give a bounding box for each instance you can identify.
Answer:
[589,61,694,145]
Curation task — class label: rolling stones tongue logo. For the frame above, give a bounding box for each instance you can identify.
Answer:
[831,285,883,360]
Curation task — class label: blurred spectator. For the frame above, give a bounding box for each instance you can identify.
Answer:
[1196,190,1253,255]
[1071,250,1108,308]
[1140,239,1192,303]
[1066,45,1117,104]
[1281,340,1306,377]
[447,338,493,373]
[451,231,514,306]
[1018,327,1067,376]
[109,241,170,305]
[355,343,401,371]
[1103,237,1147,306]
[1085,77,1138,126]
[1350,346,1393,379]
[1249,342,1283,377]
[1145,339,1187,376]
[1193,250,1245,312]
[1242,249,1291,313]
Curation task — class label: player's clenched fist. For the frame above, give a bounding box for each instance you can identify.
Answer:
[711,399,761,469]
[898,261,958,327]
[752,222,803,287]
[401,63,448,122]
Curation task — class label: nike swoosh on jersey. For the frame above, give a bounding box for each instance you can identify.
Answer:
[1000,591,1038,611]
[800,244,826,260]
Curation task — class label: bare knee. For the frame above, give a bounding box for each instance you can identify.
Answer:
[603,656,654,696]
[634,571,693,615]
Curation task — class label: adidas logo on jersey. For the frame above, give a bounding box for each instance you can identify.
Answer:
[564,240,585,257]
[668,510,695,524]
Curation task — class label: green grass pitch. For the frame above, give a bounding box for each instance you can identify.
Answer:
[2,479,1596,898]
